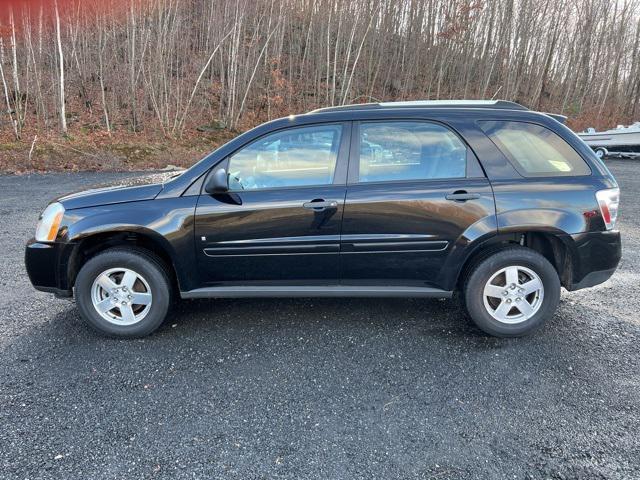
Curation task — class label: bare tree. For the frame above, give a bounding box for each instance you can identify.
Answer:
[0,37,19,139]
[1,0,640,142]
[54,0,67,134]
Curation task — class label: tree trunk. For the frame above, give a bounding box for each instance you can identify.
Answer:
[54,0,67,134]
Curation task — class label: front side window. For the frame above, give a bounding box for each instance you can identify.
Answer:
[227,124,343,190]
[478,121,590,176]
[357,121,467,183]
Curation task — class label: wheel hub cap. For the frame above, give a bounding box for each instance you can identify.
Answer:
[482,265,544,324]
[90,268,153,326]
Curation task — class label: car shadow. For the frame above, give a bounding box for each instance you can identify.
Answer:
[166,295,490,339]
[6,295,530,360]
[5,294,638,387]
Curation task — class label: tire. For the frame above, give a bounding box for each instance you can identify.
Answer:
[75,247,172,338]
[595,147,608,159]
[462,247,560,337]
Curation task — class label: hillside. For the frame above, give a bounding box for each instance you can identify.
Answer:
[1,0,639,172]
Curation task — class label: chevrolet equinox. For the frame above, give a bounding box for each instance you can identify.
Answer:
[25,100,622,338]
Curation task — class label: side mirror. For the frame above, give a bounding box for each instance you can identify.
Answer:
[205,168,229,194]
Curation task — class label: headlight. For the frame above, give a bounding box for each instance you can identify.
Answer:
[35,202,65,242]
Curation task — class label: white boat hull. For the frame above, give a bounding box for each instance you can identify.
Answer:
[578,130,640,148]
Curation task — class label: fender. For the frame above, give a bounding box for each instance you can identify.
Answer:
[496,208,590,237]
[60,196,199,291]
[436,214,498,290]
[437,209,591,291]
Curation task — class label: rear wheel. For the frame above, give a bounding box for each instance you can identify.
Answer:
[463,247,561,337]
[75,248,172,337]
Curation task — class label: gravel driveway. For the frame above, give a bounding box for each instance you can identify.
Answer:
[1,162,639,479]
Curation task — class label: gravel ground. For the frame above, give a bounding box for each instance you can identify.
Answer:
[0,162,639,480]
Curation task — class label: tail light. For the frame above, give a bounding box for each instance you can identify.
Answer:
[595,188,620,230]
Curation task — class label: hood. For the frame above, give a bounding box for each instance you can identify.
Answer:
[57,171,182,210]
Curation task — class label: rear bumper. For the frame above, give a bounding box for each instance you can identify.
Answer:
[25,240,74,297]
[566,230,621,291]
[569,266,617,290]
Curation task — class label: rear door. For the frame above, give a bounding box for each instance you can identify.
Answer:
[339,120,495,288]
[195,122,350,286]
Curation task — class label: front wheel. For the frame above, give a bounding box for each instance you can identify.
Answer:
[463,247,561,337]
[75,248,172,338]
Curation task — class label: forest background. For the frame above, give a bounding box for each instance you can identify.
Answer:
[0,0,638,172]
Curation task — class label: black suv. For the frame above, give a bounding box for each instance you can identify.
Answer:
[25,100,621,338]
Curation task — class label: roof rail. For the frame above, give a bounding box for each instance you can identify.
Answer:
[544,112,568,124]
[310,99,528,114]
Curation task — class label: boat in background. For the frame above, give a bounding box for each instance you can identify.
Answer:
[578,122,640,159]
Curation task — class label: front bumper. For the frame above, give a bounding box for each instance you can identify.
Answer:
[566,230,621,291]
[25,240,74,297]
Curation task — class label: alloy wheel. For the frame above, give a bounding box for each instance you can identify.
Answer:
[482,265,544,324]
[90,268,153,326]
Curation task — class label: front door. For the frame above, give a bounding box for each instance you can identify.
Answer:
[195,122,350,286]
[340,120,496,288]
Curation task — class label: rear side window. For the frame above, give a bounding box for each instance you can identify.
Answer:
[357,121,467,183]
[478,121,590,177]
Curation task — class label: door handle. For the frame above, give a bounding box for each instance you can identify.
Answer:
[303,200,338,211]
[445,191,481,202]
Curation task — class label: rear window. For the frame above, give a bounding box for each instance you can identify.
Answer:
[478,121,590,177]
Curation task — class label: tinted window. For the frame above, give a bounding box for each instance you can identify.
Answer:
[478,121,590,176]
[358,122,467,183]
[228,124,342,190]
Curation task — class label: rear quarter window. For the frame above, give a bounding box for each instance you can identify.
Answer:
[478,120,591,177]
